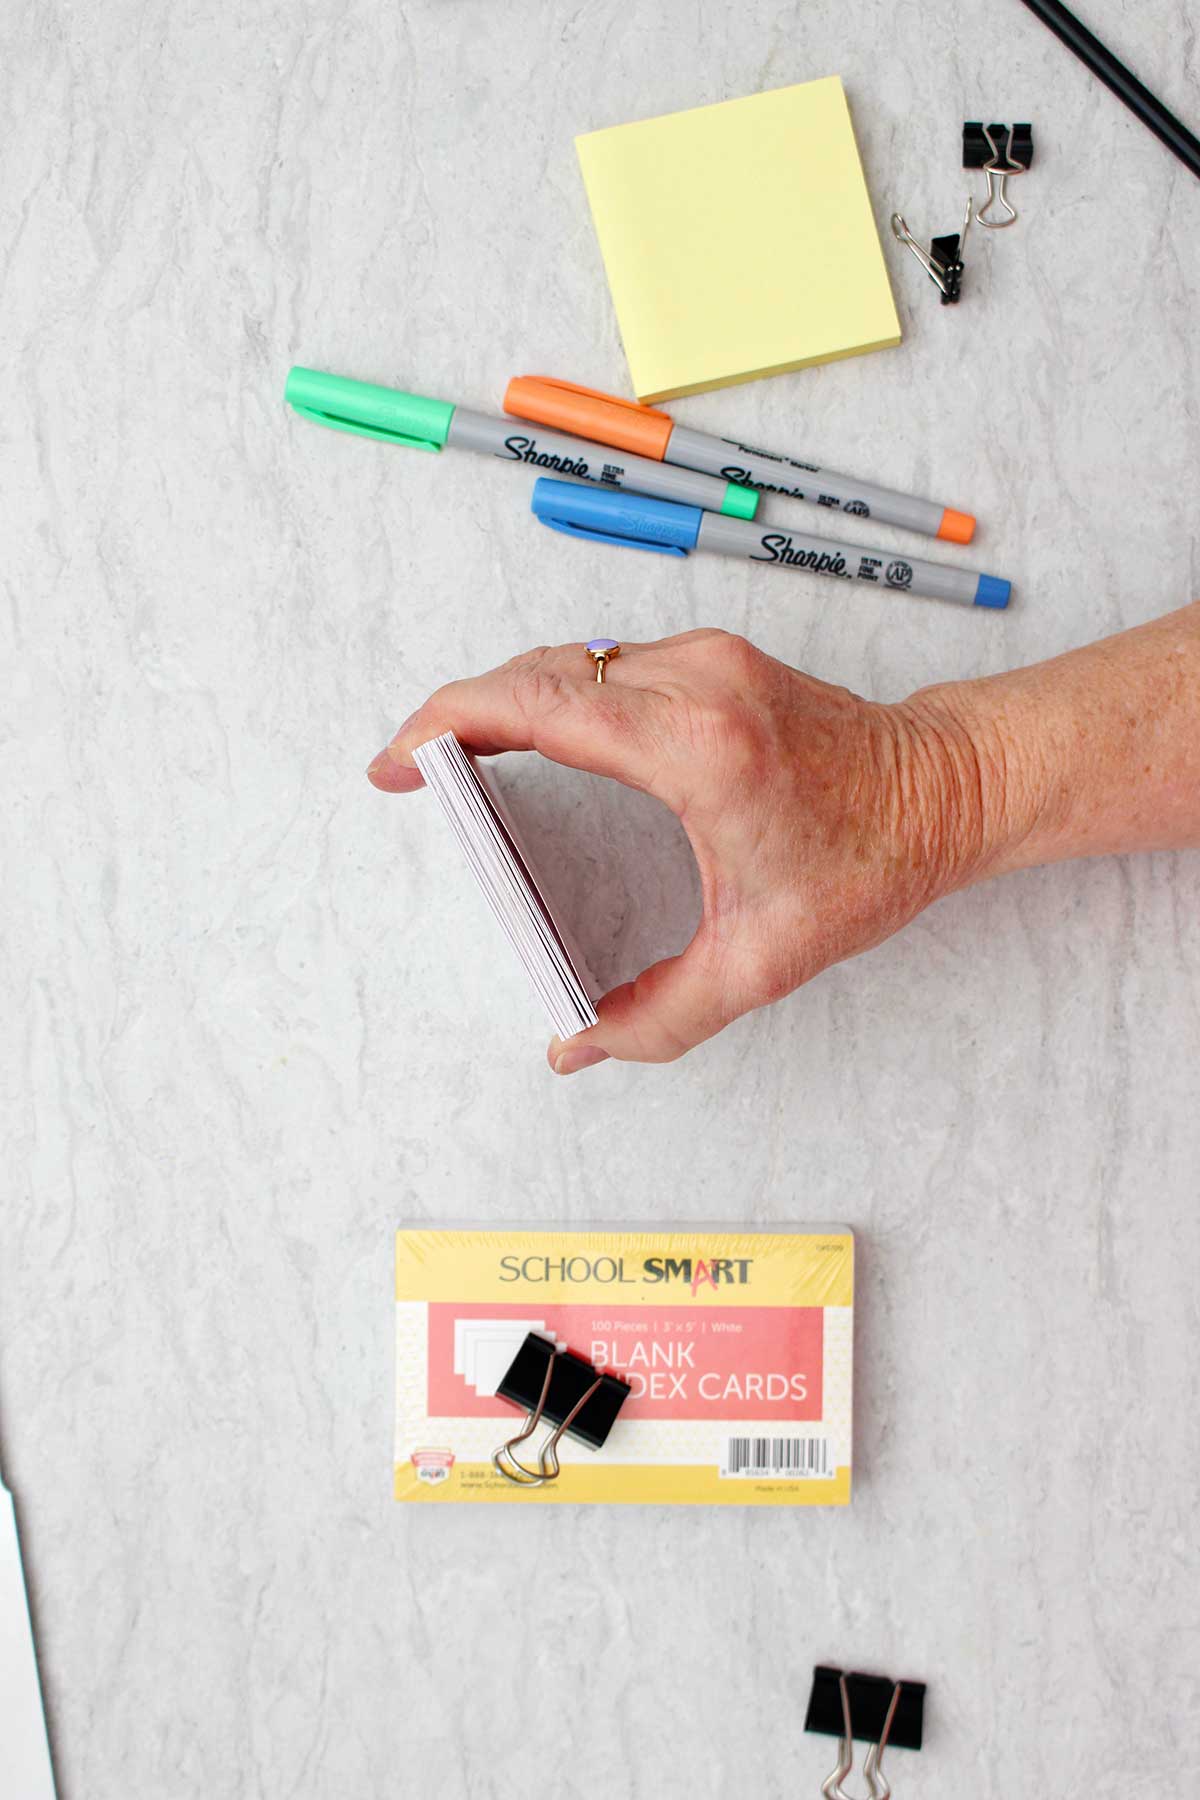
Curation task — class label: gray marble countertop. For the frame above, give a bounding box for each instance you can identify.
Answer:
[4,2,1199,1795]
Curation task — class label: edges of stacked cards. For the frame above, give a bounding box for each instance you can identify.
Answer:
[412,732,601,1039]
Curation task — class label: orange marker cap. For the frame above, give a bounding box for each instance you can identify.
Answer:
[937,507,976,545]
[503,375,674,462]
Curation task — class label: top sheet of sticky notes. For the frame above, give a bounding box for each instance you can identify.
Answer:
[575,77,901,403]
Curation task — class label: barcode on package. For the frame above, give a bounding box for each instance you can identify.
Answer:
[722,1436,831,1478]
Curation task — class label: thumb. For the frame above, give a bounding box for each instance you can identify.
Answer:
[549,926,739,1071]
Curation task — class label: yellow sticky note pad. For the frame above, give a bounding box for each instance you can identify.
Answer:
[576,77,901,402]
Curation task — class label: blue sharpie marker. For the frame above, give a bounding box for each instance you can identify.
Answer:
[531,479,1011,609]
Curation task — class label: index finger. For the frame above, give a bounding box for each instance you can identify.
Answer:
[366,640,665,794]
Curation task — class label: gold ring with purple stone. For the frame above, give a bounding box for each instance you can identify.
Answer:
[585,638,621,683]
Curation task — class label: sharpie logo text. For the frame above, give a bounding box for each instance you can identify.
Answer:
[720,465,810,501]
[750,534,849,575]
[502,434,591,478]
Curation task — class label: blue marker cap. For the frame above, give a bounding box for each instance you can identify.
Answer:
[531,478,703,558]
[973,574,1011,609]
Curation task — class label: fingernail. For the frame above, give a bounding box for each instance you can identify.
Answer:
[367,711,421,776]
[553,1046,610,1077]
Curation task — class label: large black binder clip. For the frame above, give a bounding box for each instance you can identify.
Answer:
[963,120,1034,171]
[491,1332,631,1487]
[964,121,1034,228]
[805,1665,926,1797]
[891,199,972,304]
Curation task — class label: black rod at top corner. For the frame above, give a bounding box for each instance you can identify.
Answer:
[1017,0,1200,180]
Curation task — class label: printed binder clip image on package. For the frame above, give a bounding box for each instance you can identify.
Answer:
[491,1333,631,1487]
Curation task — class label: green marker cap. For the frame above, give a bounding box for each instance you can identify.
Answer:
[284,366,455,453]
[721,482,758,520]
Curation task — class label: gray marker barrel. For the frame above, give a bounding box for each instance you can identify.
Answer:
[695,513,1010,608]
[666,424,974,543]
[446,410,757,519]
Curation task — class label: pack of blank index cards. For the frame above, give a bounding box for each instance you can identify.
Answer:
[395,1226,853,1506]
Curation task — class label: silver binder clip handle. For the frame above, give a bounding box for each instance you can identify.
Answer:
[491,1352,555,1486]
[820,1674,856,1798]
[976,123,1026,228]
[534,1377,602,1482]
[491,1357,604,1487]
[891,213,951,295]
[820,1675,903,1800]
[891,198,972,302]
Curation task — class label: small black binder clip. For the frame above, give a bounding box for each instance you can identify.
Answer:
[805,1665,926,1797]
[891,198,972,304]
[491,1332,631,1487]
[964,121,1033,228]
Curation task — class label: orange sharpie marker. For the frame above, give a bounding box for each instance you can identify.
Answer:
[505,375,976,545]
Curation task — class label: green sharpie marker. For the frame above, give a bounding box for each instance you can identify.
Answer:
[285,367,757,519]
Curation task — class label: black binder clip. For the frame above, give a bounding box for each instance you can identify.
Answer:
[805,1665,926,1797]
[890,198,972,304]
[964,121,1033,228]
[491,1332,631,1487]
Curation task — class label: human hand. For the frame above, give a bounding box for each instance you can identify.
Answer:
[367,630,1003,1071]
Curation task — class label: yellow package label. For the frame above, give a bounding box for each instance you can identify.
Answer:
[395,1226,853,1506]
